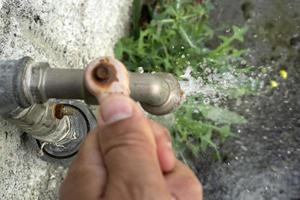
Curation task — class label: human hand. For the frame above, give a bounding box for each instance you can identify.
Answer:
[60,94,203,200]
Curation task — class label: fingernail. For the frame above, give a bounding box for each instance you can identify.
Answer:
[100,95,133,124]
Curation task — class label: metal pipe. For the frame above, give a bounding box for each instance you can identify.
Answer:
[0,57,182,116]
[129,73,170,106]
[44,68,86,101]
[4,99,96,158]
[22,57,182,115]
[6,102,71,144]
[0,56,182,158]
[40,69,175,113]
[0,57,31,116]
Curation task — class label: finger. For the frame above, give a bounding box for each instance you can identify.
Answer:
[97,94,171,199]
[165,161,203,200]
[73,127,104,166]
[149,120,176,173]
[60,128,107,200]
[99,102,176,173]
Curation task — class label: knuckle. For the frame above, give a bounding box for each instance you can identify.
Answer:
[103,130,154,156]
[100,117,156,159]
[183,175,197,187]
[161,126,171,140]
[101,117,148,140]
[176,162,203,198]
[151,120,171,141]
[183,175,203,198]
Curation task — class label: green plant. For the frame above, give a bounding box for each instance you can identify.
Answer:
[115,0,214,76]
[171,97,247,157]
[114,0,258,156]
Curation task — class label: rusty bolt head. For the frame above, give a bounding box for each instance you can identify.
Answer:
[95,65,110,81]
[92,59,118,87]
[84,57,130,101]
[54,104,75,119]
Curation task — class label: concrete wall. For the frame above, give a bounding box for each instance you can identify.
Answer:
[0,0,132,199]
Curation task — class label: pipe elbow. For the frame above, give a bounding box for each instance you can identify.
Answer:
[139,73,183,115]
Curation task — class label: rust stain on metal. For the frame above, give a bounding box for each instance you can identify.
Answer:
[92,59,118,90]
[180,89,185,97]
[54,104,64,119]
[54,104,74,119]
[84,56,130,99]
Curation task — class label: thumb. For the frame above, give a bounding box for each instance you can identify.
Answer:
[97,94,171,199]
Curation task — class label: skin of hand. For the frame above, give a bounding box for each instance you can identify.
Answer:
[59,94,203,200]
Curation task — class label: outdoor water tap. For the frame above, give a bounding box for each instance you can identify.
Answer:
[0,56,182,159]
[0,57,181,116]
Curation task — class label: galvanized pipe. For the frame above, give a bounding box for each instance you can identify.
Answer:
[0,57,31,116]
[22,57,182,115]
[129,73,170,106]
[45,69,86,101]
[0,57,182,158]
[0,56,182,119]
[39,69,173,110]
[6,102,71,144]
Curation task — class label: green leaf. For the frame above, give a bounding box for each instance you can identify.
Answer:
[199,105,247,125]
[114,41,124,59]
[232,25,248,42]
[113,0,261,158]
[218,125,234,142]
[132,0,142,39]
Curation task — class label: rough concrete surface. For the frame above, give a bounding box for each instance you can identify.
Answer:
[0,0,132,199]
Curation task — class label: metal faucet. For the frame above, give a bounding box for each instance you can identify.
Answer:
[0,57,182,159]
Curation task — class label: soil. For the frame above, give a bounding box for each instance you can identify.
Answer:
[195,0,300,199]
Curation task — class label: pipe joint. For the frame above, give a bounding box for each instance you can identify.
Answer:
[0,56,183,159]
[24,61,50,104]
[16,57,183,115]
[140,73,183,115]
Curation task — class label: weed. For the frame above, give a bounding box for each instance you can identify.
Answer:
[115,0,260,156]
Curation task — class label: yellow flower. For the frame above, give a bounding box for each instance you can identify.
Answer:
[270,80,279,88]
[279,69,288,79]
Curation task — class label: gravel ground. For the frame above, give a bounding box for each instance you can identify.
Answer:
[196,0,300,199]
